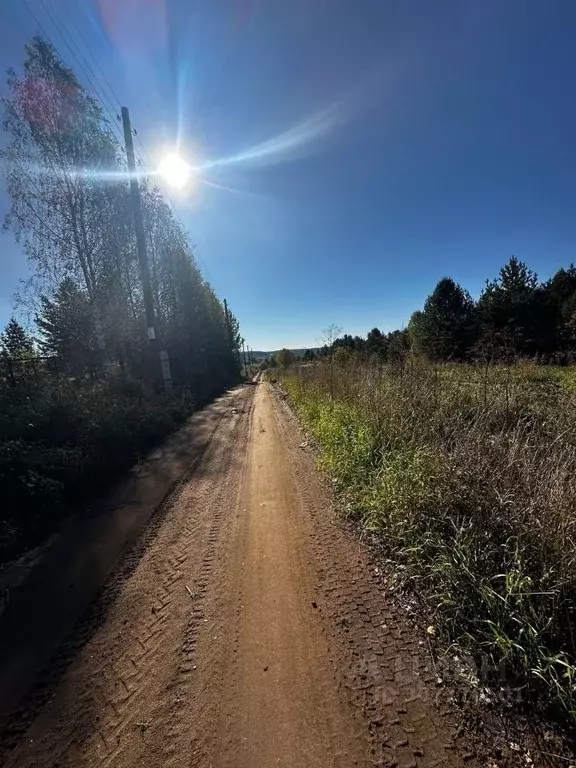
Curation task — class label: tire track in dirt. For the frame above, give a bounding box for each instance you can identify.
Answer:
[0,388,243,758]
[2,380,481,768]
[271,386,475,768]
[1,385,255,768]
[196,381,369,768]
[158,389,257,768]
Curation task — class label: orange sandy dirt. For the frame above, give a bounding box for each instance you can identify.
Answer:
[0,381,476,768]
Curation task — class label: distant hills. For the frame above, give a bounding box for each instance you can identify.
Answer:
[250,348,320,361]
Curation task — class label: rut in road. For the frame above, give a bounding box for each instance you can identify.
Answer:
[3,381,474,768]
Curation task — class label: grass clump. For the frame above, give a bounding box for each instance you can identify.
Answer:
[283,359,576,719]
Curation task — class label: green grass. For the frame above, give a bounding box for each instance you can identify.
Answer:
[283,358,576,720]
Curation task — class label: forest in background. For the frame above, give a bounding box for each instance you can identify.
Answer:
[0,37,242,563]
[282,257,576,367]
[261,256,576,373]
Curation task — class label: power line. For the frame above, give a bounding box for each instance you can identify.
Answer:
[45,1,150,170]
[66,10,124,111]
[48,4,149,173]
[34,0,127,147]
[19,0,212,283]
[133,130,156,172]
[19,0,122,147]
[41,0,150,170]
[18,0,48,39]
[20,0,135,156]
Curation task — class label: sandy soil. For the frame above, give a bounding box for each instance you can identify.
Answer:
[0,381,478,768]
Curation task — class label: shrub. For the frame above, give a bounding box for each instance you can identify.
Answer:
[0,374,196,563]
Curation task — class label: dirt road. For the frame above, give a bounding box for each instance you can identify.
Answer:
[1,381,473,767]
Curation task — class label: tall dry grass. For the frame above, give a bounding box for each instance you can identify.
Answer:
[283,358,576,717]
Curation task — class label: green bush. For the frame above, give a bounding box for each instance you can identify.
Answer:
[0,374,196,563]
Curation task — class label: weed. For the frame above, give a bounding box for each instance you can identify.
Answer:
[283,358,576,719]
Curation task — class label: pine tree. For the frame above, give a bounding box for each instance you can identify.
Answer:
[477,257,540,358]
[409,278,476,361]
[36,278,99,373]
[366,328,386,359]
[0,317,35,359]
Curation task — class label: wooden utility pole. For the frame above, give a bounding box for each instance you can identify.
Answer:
[223,299,233,349]
[241,338,248,378]
[121,106,172,393]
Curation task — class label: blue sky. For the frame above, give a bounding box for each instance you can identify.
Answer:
[1,0,576,350]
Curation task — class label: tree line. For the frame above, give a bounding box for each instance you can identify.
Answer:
[0,37,243,562]
[327,257,576,364]
[0,36,242,395]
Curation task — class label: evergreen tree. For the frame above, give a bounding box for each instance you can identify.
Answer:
[333,334,357,351]
[0,317,35,359]
[386,328,410,363]
[366,327,386,359]
[352,336,366,353]
[409,278,476,361]
[36,278,99,372]
[477,257,540,358]
[541,265,576,358]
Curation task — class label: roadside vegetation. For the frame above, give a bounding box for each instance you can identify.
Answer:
[281,259,576,722]
[0,38,242,563]
[284,360,576,720]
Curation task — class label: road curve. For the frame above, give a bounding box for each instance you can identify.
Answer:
[1,381,472,768]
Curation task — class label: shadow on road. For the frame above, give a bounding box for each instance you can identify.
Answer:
[0,385,252,760]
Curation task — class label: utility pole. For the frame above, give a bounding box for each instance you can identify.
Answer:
[241,338,248,378]
[223,299,233,350]
[121,106,172,394]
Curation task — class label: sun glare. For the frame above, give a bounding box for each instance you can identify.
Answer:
[158,153,191,189]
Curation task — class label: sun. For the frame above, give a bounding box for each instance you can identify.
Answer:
[158,153,191,189]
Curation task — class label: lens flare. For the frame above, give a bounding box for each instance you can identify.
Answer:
[158,153,191,188]
[197,103,344,172]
